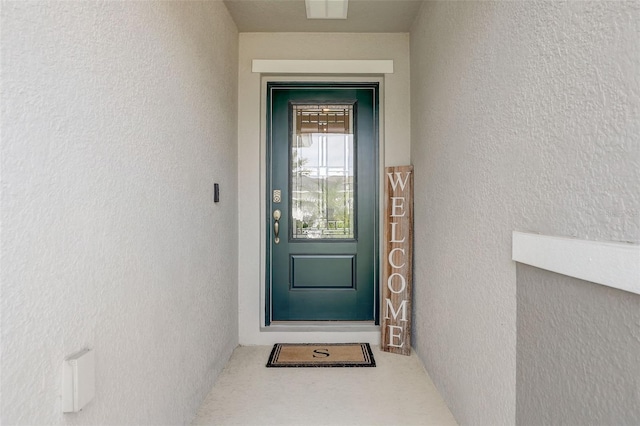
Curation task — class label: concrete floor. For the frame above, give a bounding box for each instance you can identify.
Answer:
[193,345,458,426]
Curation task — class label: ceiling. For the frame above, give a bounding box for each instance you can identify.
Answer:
[222,0,424,33]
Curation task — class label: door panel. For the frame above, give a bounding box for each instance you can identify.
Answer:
[266,83,379,323]
[291,255,355,289]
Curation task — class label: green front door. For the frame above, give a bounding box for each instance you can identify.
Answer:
[266,83,379,323]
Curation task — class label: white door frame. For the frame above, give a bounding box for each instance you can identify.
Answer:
[259,75,385,335]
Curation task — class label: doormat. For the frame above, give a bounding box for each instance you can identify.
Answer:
[266,343,376,368]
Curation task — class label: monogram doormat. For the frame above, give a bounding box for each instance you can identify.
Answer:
[266,343,376,368]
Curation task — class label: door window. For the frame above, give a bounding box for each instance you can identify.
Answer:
[291,104,355,240]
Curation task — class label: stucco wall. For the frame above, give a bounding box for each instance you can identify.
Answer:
[517,265,640,425]
[238,33,410,345]
[410,1,639,425]
[1,2,238,424]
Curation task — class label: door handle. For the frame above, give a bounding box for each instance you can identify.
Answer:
[273,209,281,244]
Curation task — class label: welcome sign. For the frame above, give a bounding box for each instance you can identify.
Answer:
[381,165,413,355]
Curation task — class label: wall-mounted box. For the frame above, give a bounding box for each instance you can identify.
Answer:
[62,348,95,413]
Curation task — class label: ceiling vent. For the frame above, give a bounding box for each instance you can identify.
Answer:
[305,0,348,19]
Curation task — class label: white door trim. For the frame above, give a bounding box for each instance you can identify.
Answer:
[252,59,394,74]
[257,76,385,343]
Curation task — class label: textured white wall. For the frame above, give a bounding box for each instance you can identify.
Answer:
[410,1,639,425]
[1,2,238,424]
[238,33,410,344]
[517,265,640,425]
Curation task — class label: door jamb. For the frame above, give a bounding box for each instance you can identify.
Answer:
[260,76,385,330]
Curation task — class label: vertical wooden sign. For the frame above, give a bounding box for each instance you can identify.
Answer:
[381,165,413,355]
